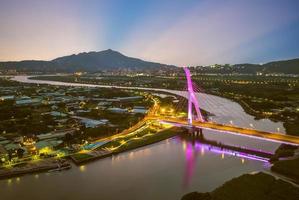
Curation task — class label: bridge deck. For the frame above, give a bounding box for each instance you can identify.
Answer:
[147,117,299,146]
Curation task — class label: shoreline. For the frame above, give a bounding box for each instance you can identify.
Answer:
[4,75,298,185]
[181,172,299,200]
[0,158,71,180]
[70,127,184,165]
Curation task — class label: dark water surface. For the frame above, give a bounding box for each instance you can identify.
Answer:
[1,136,269,200]
[0,76,284,200]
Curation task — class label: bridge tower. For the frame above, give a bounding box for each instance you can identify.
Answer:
[183,67,204,125]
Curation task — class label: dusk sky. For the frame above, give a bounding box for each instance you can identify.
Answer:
[1,0,299,66]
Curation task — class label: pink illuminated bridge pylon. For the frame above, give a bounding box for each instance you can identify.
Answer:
[183,67,204,124]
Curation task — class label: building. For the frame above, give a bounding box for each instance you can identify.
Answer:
[131,106,148,114]
[0,95,15,101]
[0,144,8,162]
[16,96,42,106]
[107,107,128,113]
[117,96,143,102]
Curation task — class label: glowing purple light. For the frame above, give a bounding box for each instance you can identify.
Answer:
[184,143,197,187]
[193,142,269,163]
[184,67,204,123]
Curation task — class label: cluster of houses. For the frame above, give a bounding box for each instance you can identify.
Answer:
[0,85,149,164]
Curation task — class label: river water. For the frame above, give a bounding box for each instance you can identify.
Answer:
[0,76,285,200]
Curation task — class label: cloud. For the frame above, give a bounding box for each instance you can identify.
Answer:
[121,0,299,66]
[0,0,106,61]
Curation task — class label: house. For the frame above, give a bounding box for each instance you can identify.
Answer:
[98,102,112,106]
[0,144,8,162]
[107,107,128,113]
[51,105,58,110]
[48,111,67,117]
[117,96,143,102]
[131,106,148,114]
[16,96,42,106]
[72,116,108,128]
[0,95,15,101]
[35,139,63,150]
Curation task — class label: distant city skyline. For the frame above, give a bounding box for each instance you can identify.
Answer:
[1,0,299,66]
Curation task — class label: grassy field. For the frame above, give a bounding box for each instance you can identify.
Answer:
[70,127,185,164]
[71,153,94,161]
[113,127,184,153]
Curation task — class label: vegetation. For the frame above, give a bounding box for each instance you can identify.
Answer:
[269,144,297,162]
[113,127,184,153]
[70,127,184,164]
[30,74,299,137]
[71,153,94,160]
[182,172,299,200]
[271,157,299,181]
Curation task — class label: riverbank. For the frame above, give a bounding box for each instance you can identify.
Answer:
[1,75,296,199]
[27,75,295,135]
[70,127,185,164]
[182,172,299,200]
[209,90,299,137]
[181,133,274,160]
[0,158,71,180]
[271,157,299,182]
[0,127,183,178]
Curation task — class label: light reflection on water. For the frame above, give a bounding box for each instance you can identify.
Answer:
[0,134,270,200]
[0,76,282,200]
[183,142,197,188]
[177,135,270,188]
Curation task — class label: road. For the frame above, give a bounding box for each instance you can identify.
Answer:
[147,117,299,146]
[94,96,160,143]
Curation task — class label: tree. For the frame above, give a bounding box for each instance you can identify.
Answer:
[16,148,25,158]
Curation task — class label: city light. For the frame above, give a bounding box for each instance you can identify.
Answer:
[79,165,86,172]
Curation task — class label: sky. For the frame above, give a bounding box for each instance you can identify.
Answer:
[0,0,299,66]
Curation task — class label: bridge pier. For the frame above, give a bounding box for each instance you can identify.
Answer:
[198,128,204,139]
[187,127,204,139]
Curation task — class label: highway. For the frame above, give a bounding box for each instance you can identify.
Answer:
[94,96,160,143]
[147,116,299,146]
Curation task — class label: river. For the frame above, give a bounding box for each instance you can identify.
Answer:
[0,76,285,200]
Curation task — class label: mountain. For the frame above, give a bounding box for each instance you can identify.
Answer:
[0,50,298,74]
[231,58,299,74]
[0,60,63,72]
[194,58,299,75]
[0,49,174,72]
[262,58,299,74]
[52,49,171,71]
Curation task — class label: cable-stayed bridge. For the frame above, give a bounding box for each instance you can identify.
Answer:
[147,67,299,146]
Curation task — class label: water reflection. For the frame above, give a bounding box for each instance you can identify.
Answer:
[183,143,198,188]
[111,148,153,164]
[16,177,20,183]
[179,135,269,187]
[0,134,270,200]
[79,165,86,172]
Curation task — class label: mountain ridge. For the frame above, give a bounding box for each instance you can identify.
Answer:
[0,49,174,72]
[194,58,299,74]
[0,49,298,74]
